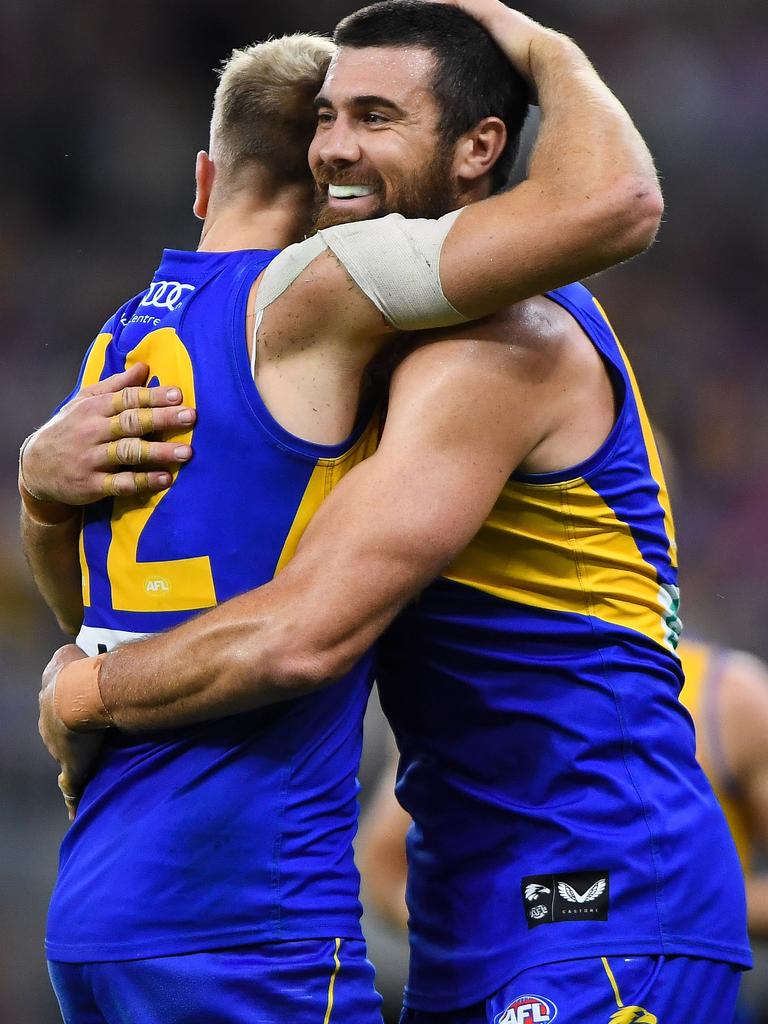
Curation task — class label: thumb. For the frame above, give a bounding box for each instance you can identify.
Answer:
[84,362,150,396]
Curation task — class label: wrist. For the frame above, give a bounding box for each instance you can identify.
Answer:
[529,30,587,86]
[18,434,79,525]
[54,654,113,731]
[479,7,552,85]
[19,483,80,527]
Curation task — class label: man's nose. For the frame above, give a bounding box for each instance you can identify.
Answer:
[317,119,362,166]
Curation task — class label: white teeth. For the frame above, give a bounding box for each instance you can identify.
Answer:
[328,184,376,199]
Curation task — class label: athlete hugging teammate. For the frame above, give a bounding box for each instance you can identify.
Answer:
[21,2,747,1023]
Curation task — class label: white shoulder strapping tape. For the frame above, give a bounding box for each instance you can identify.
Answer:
[255,208,469,331]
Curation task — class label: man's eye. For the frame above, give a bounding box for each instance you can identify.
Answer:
[316,111,335,125]
[364,112,388,125]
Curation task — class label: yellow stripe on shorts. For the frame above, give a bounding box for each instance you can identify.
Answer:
[323,938,342,1024]
[602,956,623,1008]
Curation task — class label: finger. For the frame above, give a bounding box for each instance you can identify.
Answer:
[81,362,149,398]
[58,779,79,822]
[109,407,155,439]
[111,383,183,415]
[105,439,192,467]
[101,471,173,498]
[107,404,196,440]
[58,770,82,801]
[106,439,150,466]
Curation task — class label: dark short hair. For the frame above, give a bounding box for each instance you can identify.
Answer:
[334,0,529,191]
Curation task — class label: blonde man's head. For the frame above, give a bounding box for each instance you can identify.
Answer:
[211,34,336,191]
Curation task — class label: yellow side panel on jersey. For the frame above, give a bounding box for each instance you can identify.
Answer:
[78,332,114,607]
[445,476,672,650]
[274,414,381,576]
[106,328,216,612]
[594,299,677,566]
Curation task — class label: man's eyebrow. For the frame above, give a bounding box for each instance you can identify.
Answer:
[313,93,405,116]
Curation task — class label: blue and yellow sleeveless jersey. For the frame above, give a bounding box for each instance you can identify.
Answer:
[378,282,750,1011]
[45,248,379,962]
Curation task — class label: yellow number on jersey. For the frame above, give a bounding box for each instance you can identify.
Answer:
[79,328,216,613]
[107,328,216,612]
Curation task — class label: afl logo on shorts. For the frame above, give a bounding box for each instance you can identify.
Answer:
[494,995,558,1024]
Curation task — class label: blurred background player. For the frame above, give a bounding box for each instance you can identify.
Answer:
[677,638,768,937]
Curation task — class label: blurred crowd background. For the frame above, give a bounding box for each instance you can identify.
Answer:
[0,0,766,1020]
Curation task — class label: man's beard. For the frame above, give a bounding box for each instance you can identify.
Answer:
[312,143,459,231]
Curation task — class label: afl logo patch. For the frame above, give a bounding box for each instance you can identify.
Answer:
[145,577,170,593]
[494,995,558,1024]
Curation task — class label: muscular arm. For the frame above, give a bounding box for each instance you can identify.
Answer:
[440,5,661,317]
[66,304,601,731]
[718,652,768,937]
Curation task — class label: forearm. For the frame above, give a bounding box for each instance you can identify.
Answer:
[361,861,409,933]
[96,494,432,732]
[746,876,768,938]
[528,29,659,243]
[20,487,83,636]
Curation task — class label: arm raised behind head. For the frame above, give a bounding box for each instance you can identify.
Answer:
[439,9,663,318]
[258,3,661,351]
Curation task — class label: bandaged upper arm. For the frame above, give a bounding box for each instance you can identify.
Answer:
[255,209,470,330]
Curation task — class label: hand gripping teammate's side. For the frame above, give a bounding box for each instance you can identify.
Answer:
[20,361,197,636]
[20,360,196,509]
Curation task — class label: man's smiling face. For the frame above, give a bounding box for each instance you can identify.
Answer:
[309,44,461,229]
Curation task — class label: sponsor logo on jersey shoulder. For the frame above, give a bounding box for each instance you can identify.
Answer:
[140,280,196,312]
[521,870,609,928]
[494,994,557,1024]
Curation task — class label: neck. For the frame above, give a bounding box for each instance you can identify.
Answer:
[455,176,494,210]
[198,182,312,253]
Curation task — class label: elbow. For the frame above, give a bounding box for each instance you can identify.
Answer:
[54,608,83,639]
[605,175,665,260]
[56,617,81,639]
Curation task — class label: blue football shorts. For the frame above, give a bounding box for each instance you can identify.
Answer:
[49,938,383,1024]
[400,954,743,1023]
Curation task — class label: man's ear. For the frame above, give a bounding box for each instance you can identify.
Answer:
[451,117,508,189]
[193,151,216,220]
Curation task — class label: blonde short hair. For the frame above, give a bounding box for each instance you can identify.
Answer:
[211,34,336,185]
